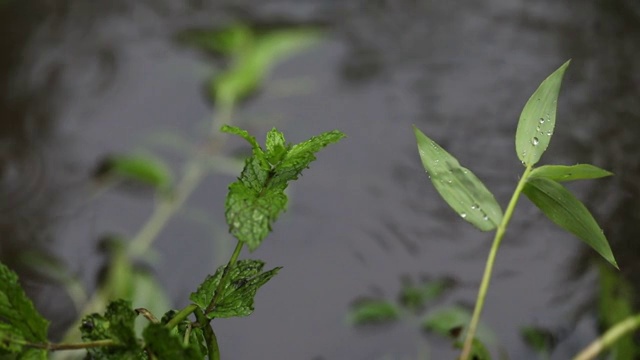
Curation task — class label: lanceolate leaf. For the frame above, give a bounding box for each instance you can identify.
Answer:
[529,164,612,182]
[523,177,618,268]
[95,153,173,192]
[347,299,400,326]
[414,126,503,231]
[223,125,344,250]
[189,259,281,319]
[516,60,570,167]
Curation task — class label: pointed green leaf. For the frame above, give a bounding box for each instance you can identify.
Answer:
[530,164,612,182]
[516,60,570,166]
[189,259,281,319]
[221,125,264,154]
[179,24,253,55]
[143,323,202,360]
[0,263,49,346]
[95,153,173,193]
[414,126,503,231]
[347,299,400,326]
[224,127,344,250]
[422,305,472,336]
[523,177,618,268]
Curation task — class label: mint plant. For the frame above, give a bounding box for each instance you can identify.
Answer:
[0,126,344,359]
[414,60,619,359]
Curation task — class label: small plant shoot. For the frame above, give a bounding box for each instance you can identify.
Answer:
[414,60,619,360]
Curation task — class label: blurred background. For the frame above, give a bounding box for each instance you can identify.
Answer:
[1,0,640,359]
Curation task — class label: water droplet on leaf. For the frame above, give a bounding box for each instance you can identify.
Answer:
[532,137,539,146]
[460,212,467,219]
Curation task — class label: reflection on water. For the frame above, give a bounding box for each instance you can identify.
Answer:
[0,0,639,358]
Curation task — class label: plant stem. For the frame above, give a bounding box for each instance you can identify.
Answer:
[205,241,244,315]
[460,165,532,360]
[165,304,199,330]
[573,314,640,360]
[195,308,220,360]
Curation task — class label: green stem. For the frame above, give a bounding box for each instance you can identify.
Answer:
[165,304,199,330]
[573,314,640,360]
[460,165,532,360]
[195,308,220,360]
[205,241,244,315]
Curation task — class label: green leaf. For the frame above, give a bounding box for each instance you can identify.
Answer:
[0,263,49,348]
[523,177,618,268]
[224,126,344,250]
[529,164,613,182]
[0,323,26,353]
[189,259,281,318]
[516,60,570,166]
[413,126,503,231]
[80,300,142,359]
[143,323,202,360]
[454,338,492,360]
[399,278,454,312]
[179,25,253,55]
[520,326,556,354]
[95,153,172,193]
[422,305,472,337]
[347,299,400,326]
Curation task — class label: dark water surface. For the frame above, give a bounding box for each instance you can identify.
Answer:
[1,1,640,359]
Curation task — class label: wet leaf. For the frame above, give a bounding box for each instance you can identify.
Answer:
[516,60,570,167]
[189,259,281,319]
[347,299,400,326]
[523,177,618,269]
[414,126,503,231]
[529,164,612,182]
[223,125,344,250]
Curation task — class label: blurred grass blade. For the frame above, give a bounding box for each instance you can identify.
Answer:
[523,177,618,269]
[414,126,503,231]
[516,60,570,167]
[347,299,400,326]
[530,164,612,182]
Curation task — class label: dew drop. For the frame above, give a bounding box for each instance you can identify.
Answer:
[471,204,479,210]
[539,118,545,124]
[532,137,539,146]
[447,179,452,184]
[483,215,489,221]
[546,130,552,136]
[460,212,467,219]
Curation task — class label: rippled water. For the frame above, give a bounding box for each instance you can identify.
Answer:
[1,1,639,359]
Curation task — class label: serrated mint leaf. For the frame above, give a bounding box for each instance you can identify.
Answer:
[0,323,26,353]
[80,300,142,359]
[523,177,618,269]
[189,259,281,319]
[224,126,344,250]
[143,323,202,360]
[177,322,207,357]
[347,299,399,326]
[0,262,49,348]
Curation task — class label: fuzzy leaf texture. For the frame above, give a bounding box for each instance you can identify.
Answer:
[222,125,345,250]
[523,177,618,269]
[143,323,203,360]
[0,262,49,357]
[516,60,570,167]
[80,300,143,359]
[189,259,281,319]
[414,126,503,231]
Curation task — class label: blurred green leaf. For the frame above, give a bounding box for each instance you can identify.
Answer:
[348,299,400,326]
[523,177,618,269]
[529,164,612,182]
[95,153,172,193]
[222,125,344,250]
[0,262,49,356]
[454,338,492,360]
[515,60,570,167]
[189,259,280,319]
[520,326,556,355]
[143,323,203,360]
[80,300,143,359]
[180,24,253,55]
[414,126,503,231]
[422,305,471,337]
[399,278,453,312]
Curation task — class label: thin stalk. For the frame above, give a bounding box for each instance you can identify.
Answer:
[205,241,244,315]
[165,304,199,330]
[460,165,532,360]
[573,314,640,360]
[195,308,220,360]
